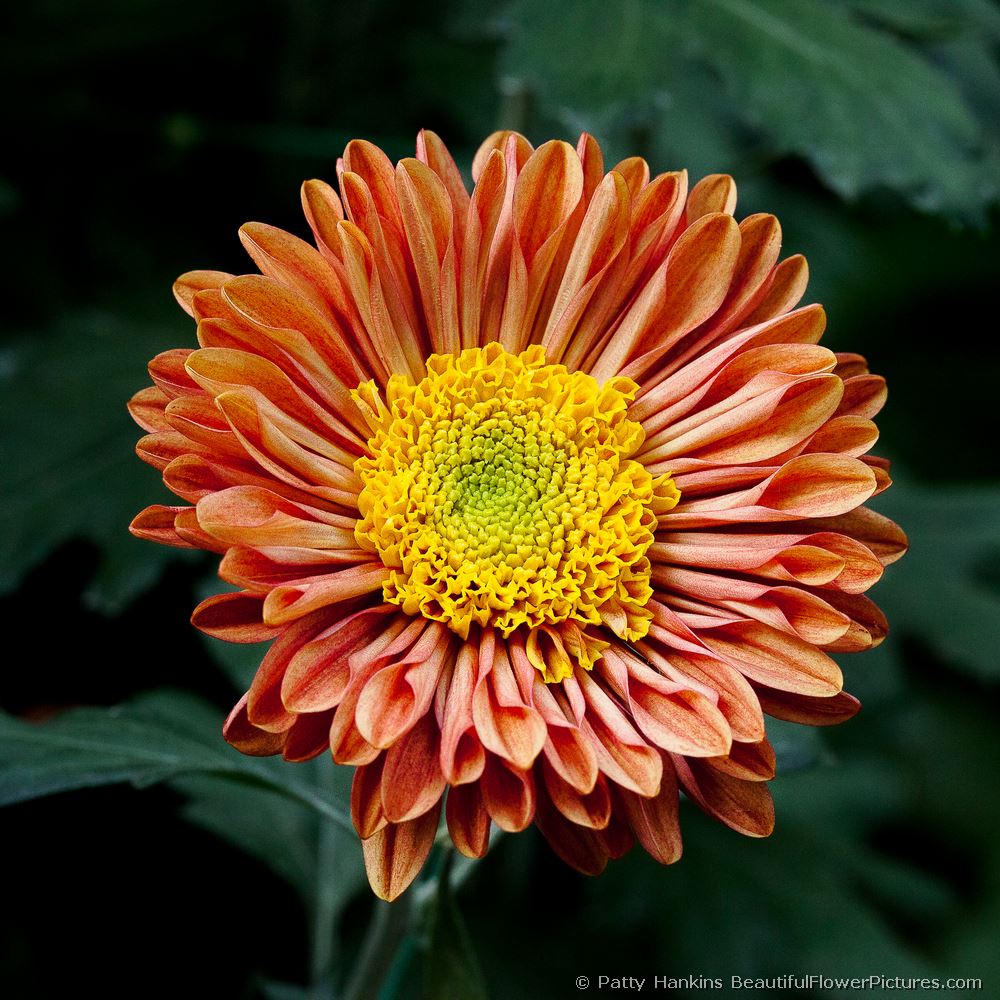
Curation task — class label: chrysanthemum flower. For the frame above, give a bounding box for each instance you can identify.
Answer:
[130,130,906,900]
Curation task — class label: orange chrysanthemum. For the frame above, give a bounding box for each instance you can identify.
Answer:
[130,130,906,900]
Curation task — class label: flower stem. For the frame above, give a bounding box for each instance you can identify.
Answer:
[308,815,341,1000]
[341,895,412,1000]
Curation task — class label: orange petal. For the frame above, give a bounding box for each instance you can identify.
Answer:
[380,713,447,823]
[698,620,842,697]
[481,754,536,832]
[446,782,491,859]
[617,763,682,865]
[672,755,775,837]
[191,591,278,643]
[223,694,286,756]
[686,173,737,220]
[362,803,440,901]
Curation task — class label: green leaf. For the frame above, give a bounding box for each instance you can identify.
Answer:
[496,0,997,219]
[174,774,322,903]
[872,477,1000,681]
[0,311,198,611]
[678,0,991,216]
[0,690,354,833]
[422,855,490,1000]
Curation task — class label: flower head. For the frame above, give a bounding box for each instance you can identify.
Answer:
[130,130,906,899]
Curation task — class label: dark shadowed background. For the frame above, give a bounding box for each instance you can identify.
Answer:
[2,1,999,998]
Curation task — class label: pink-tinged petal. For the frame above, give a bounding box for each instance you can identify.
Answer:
[362,803,440,901]
[739,253,809,326]
[222,274,363,383]
[686,173,737,220]
[542,759,612,829]
[577,671,662,797]
[440,643,486,785]
[173,270,233,317]
[380,713,447,823]
[672,755,775,837]
[534,793,611,876]
[339,171,426,353]
[281,605,395,713]
[459,149,507,350]
[245,613,332,731]
[617,763,683,865]
[472,640,547,771]
[355,623,451,748]
[650,566,852,646]
[129,504,196,548]
[446,782,491,859]
[282,711,335,763]
[396,158,460,355]
[191,591,279,643]
[577,132,607,201]
[471,130,532,182]
[128,387,172,433]
[498,140,584,353]
[329,684,381,767]
[699,620,843,697]
[705,738,776,782]
[542,171,632,366]
[611,156,650,198]
[801,506,908,566]
[643,643,766,745]
[698,213,782,337]
[148,349,201,398]
[593,213,741,382]
[599,647,732,757]
[754,686,861,727]
[633,303,827,423]
[301,178,345,256]
[263,563,389,625]
[196,485,357,549]
[665,455,877,528]
[352,756,388,838]
[481,754,536,832]
[416,129,470,255]
[223,694,286,756]
[837,374,888,419]
[336,220,427,381]
[817,591,888,652]
[219,547,372,594]
[641,374,844,467]
[342,139,404,230]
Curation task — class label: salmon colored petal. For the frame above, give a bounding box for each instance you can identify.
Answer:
[686,173,737,220]
[191,591,279,643]
[362,803,440,901]
[673,755,775,837]
[617,764,683,865]
[446,782,491,858]
[300,178,345,256]
[698,619,842,697]
[534,793,611,876]
[754,686,861,726]
[280,604,395,713]
[542,759,612,829]
[481,754,536,832]
[592,213,741,382]
[380,713,447,823]
[223,694,286,756]
[174,270,233,317]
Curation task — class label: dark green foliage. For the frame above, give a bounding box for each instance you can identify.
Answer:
[1,0,998,996]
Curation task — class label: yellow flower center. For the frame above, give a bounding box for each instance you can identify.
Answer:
[352,344,679,681]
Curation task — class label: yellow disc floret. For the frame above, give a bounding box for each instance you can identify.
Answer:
[352,344,679,680]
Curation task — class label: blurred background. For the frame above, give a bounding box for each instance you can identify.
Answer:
[2,1,999,997]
